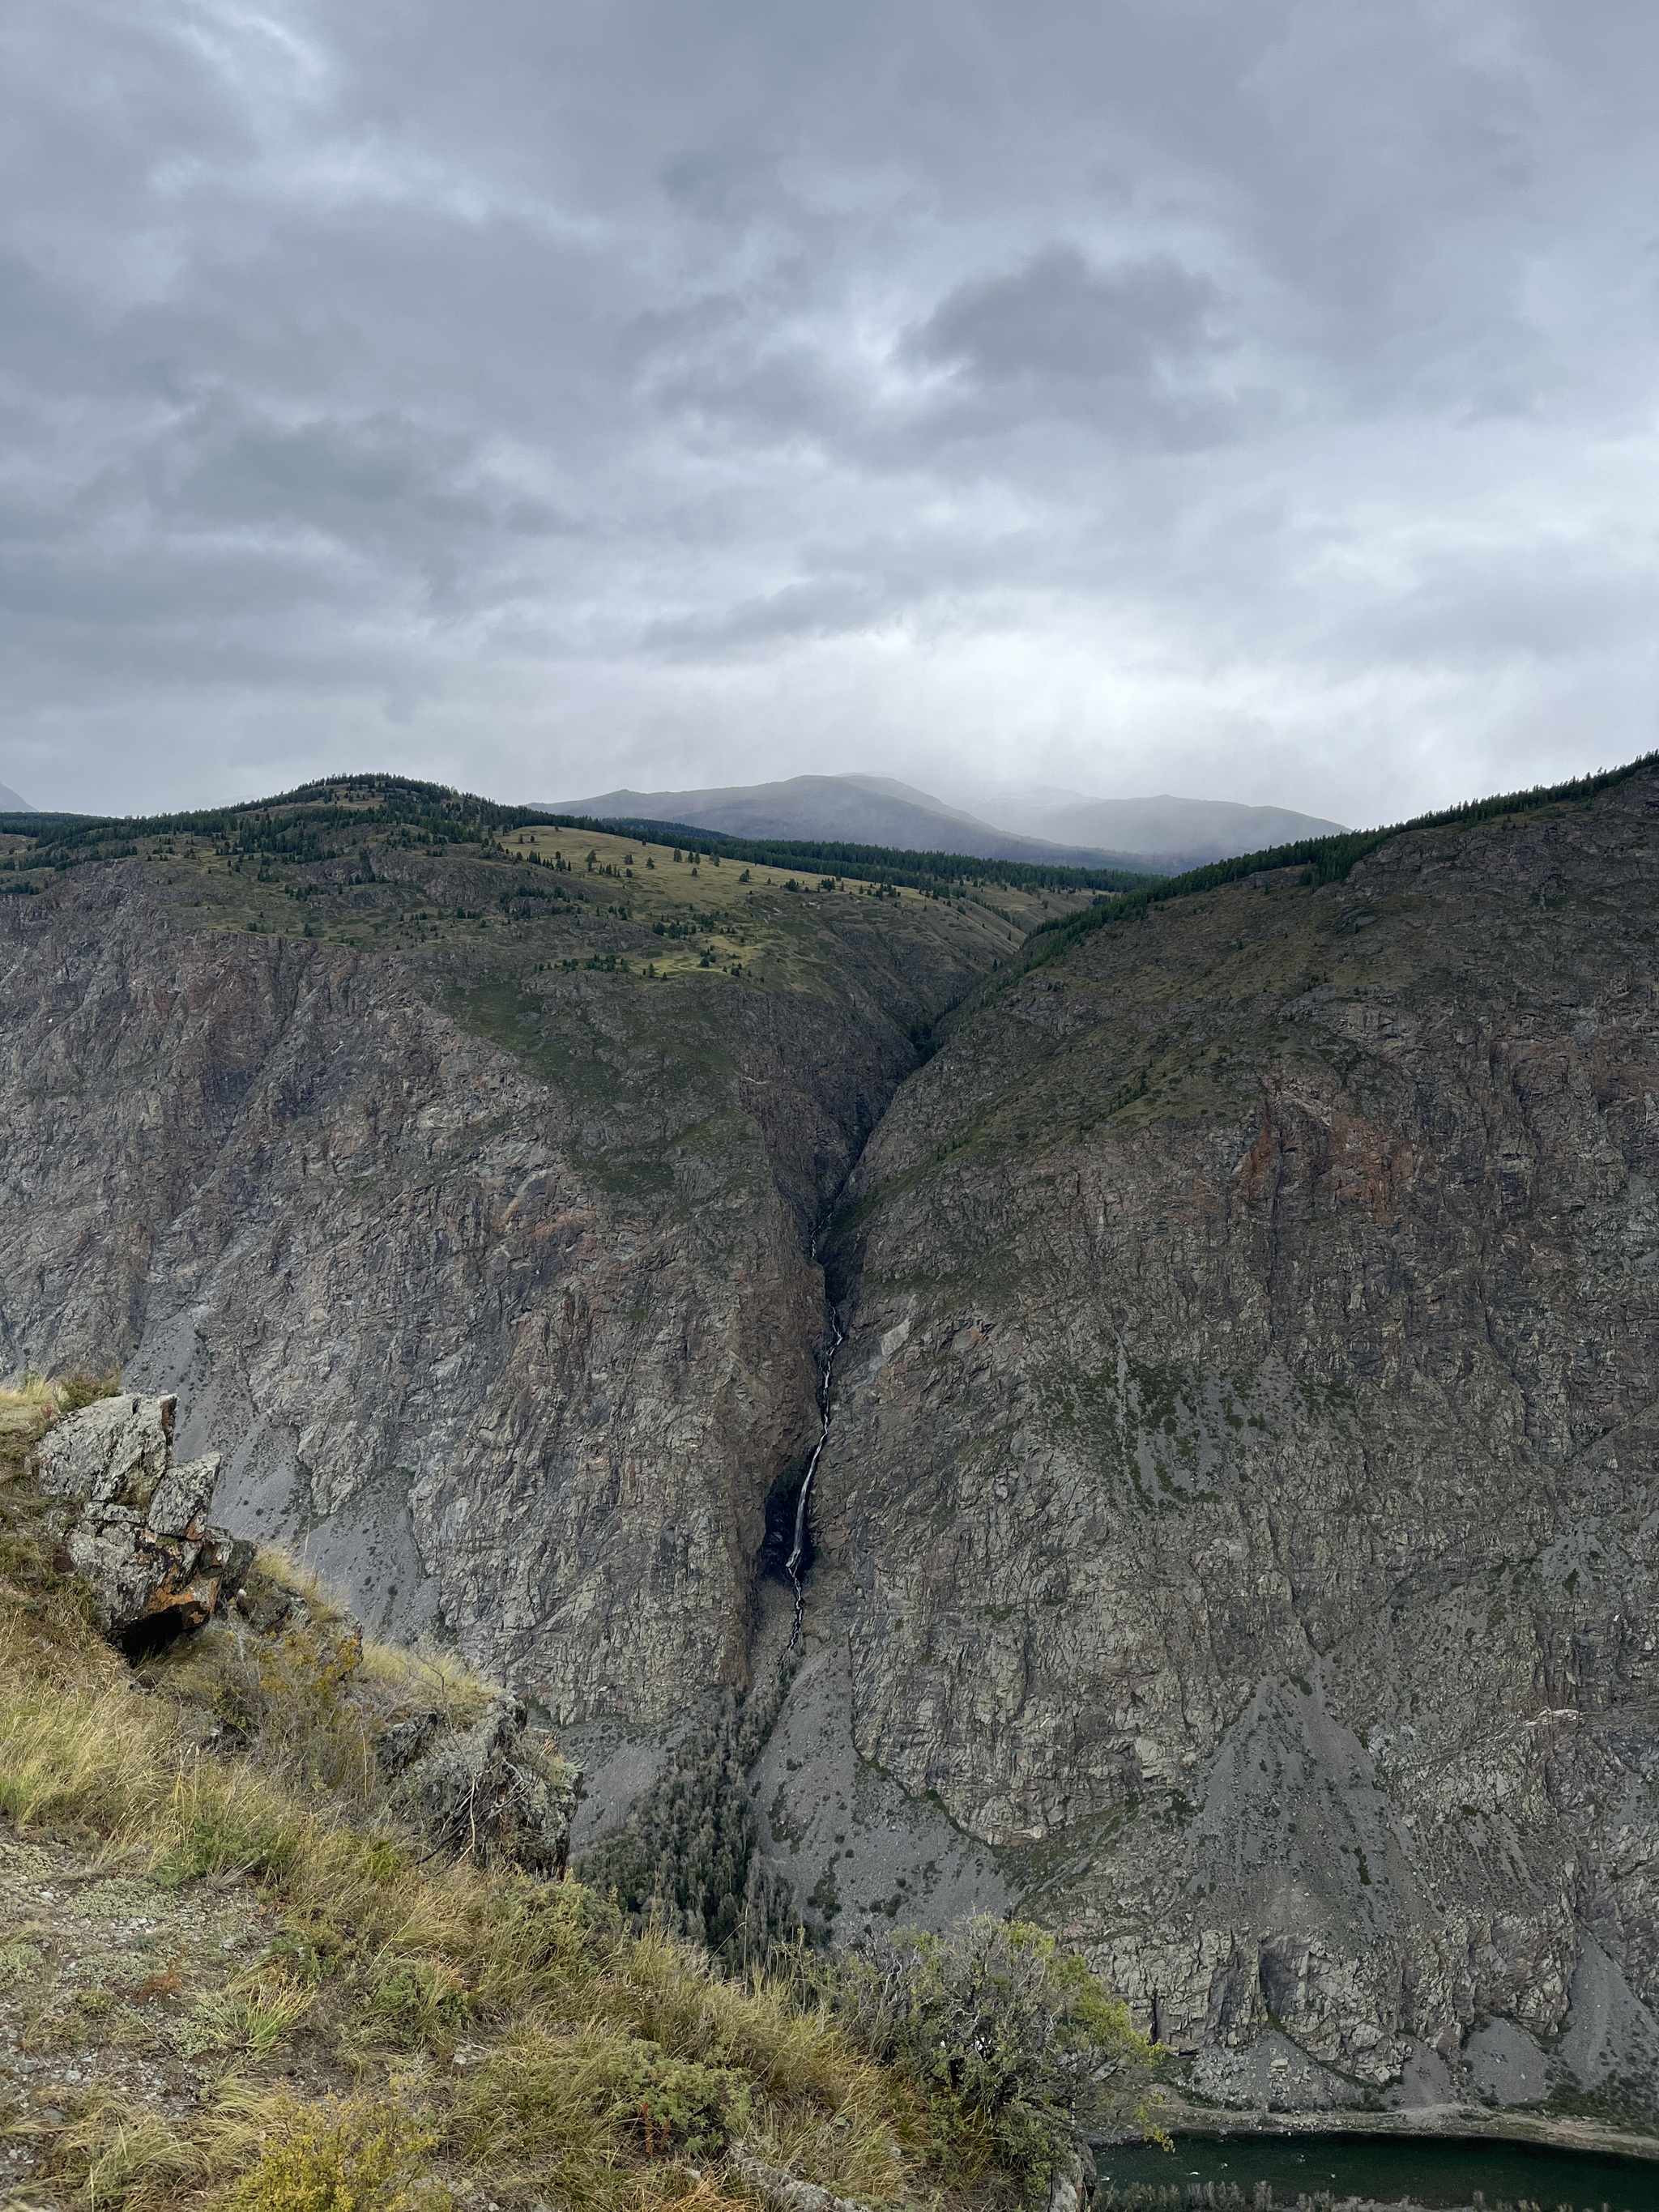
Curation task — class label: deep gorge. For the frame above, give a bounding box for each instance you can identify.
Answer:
[2,769,1657,2145]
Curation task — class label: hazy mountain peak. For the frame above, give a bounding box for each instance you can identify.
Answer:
[534,773,1149,870]
[0,782,36,812]
[538,771,1345,869]
[934,778,1347,863]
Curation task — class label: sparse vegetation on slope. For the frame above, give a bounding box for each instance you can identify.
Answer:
[0,774,1107,957]
[1021,747,1659,970]
[0,1380,1163,2210]
[580,1681,801,1972]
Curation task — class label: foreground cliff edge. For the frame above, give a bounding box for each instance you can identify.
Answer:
[0,1379,1171,2210]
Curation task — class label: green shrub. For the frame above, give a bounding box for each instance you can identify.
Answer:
[350,1952,474,2052]
[177,1975,315,2058]
[149,1759,309,1887]
[831,1916,1165,2190]
[225,2091,447,2210]
[144,1604,382,1799]
[457,2025,752,2182]
[54,1366,124,1413]
[601,2038,754,2159]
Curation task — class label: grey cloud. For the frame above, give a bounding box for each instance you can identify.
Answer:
[2,0,1657,825]
[134,396,573,556]
[644,575,903,657]
[915,246,1226,386]
[0,384,576,669]
[898,244,1243,449]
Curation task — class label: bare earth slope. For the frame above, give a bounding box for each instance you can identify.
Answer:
[0,805,1034,1725]
[776,765,1659,2110]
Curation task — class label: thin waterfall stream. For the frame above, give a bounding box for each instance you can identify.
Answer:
[784,1239,844,1652]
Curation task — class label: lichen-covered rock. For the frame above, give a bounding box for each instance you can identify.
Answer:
[375,1707,444,1775]
[32,1392,252,1641]
[728,2146,877,2212]
[395,1694,580,1876]
[32,1392,173,1511]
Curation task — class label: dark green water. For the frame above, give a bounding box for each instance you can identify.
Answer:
[1092,2131,1659,2210]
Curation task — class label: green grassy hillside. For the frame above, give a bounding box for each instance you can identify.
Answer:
[0,774,1098,983]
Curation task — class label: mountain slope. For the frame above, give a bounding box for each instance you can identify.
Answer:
[941,784,1348,867]
[760,761,1659,2108]
[539,774,1149,869]
[0,782,1060,1724]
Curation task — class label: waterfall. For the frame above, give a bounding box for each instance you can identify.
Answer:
[784,1261,844,1652]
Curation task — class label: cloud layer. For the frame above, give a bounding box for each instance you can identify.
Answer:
[2,0,1656,822]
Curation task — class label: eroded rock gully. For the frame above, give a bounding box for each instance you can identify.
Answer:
[757,765,1659,2119]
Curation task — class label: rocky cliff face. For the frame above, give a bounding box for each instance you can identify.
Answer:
[0,842,1005,1724]
[761,765,1659,2112]
[6,769,1658,2125]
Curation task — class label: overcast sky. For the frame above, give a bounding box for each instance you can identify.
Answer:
[3,1,1657,825]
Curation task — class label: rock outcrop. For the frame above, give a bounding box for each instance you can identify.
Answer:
[32,1391,251,1643]
[29,1387,583,1878]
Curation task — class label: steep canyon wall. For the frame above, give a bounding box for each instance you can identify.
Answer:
[0,854,993,1721]
[768,765,1659,2103]
[4,773,1657,2114]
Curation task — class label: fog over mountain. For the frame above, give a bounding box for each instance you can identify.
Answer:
[548,773,1345,868]
[940,783,1350,864]
[543,773,1137,867]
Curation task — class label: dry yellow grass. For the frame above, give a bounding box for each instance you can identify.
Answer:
[0,1383,951,2212]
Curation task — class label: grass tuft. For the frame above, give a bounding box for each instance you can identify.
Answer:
[0,1376,1001,2212]
[221,2085,449,2211]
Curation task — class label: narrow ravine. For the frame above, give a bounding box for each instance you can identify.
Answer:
[775,991,966,1648]
[784,1246,845,1652]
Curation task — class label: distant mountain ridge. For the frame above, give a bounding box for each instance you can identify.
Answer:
[533,774,1149,870]
[0,782,36,813]
[938,781,1347,865]
[539,773,1344,869]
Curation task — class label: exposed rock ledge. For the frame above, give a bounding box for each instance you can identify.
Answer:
[32,1391,252,1644]
[30,1390,580,1878]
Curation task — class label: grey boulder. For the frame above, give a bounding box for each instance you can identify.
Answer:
[32,1392,251,1641]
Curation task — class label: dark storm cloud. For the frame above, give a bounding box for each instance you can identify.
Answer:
[902,245,1241,449]
[916,245,1225,385]
[1,0,1656,819]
